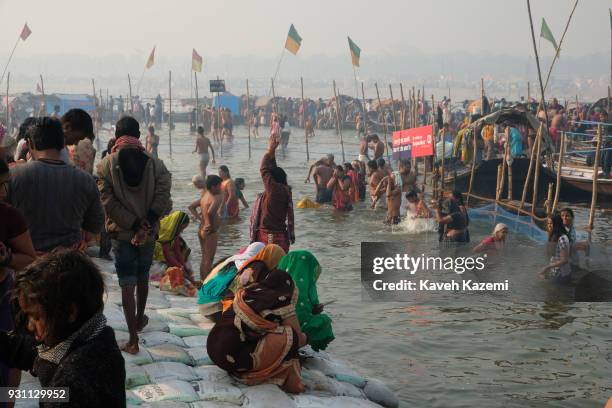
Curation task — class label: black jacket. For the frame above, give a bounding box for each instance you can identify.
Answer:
[0,326,126,408]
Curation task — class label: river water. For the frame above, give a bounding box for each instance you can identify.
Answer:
[97,123,611,408]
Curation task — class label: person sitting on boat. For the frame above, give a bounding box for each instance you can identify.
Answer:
[154,211,193,280]
[504,122,524,161]
[278,250,334,351]
[473,223,508,253]
[540,213,571,284]
[206,244,307,394]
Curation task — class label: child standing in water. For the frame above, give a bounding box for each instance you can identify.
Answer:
[0,250,125,407]
[199,175,223,280]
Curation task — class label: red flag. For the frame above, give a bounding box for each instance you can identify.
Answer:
[20,23,32,41]
[145,46,155,69]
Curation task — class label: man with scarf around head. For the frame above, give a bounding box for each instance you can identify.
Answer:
[96,116,172,354]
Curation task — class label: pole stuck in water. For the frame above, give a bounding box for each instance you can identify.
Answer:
[374,82,390,161]
[361,81,367,133]
[520,123,542,211]
[552,132,566,211]
[5,72,10,130]
[300,77,309,162]
[545,182,554,216]
[332,80,346,163]
[168,70,172,155]
[246,79,252,160]
[39,74,46,116]
[399,84,406,129]
[531,124,543,217]
[194,72,199,129]
[389,84,398,133]
[588,124,603,231]
[127,74,133,114]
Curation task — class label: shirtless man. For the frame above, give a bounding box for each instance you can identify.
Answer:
[368,134,385,160]
[358,136,369,164]
[145,126,160,158]
[305,118,315,138]
[222,107,233,140]
[367,160,386,209]
[355,113,365,137]
[305,156,334,203]
[550,109,565,149]
[198,175,223,280]
[381,173,401,224]
[193,126,216,177]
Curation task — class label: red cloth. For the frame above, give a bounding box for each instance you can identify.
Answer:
[111,136,145,153]
[256,230,290,253]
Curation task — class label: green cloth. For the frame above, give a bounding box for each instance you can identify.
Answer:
[278,250,334,351]
[197,263,238,305]
[154,211,191,263]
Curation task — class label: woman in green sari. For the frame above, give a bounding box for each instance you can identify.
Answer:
[154,211,191,272]
[278,250,334,351]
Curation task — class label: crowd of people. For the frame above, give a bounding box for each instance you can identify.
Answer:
[0,96,598,405]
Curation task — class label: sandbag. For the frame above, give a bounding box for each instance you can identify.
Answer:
[122,347,154,366]
[185,348,213,366]
[193,366,231,384]
[143,362,198,382]
[126,364,151,389]
[156,313,194,325]
[292,395,380,408]
[333,373,367,389]
[193,381,243,405]
[302,356,360,378]
[362,379,399,408]
[140,331,186,348]
[183,335,208,348]
[148,344,194,365]
[241,384,297,408]
[189,402,241,408]
[157,307,199,319]
[127,380,199,404]
[188,314,215,324]
[168,323,210,338]
[141,402,189,408]
[140,320,171,333]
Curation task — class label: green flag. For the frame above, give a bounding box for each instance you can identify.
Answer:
[285,24,302,55]
[348,36,361,67]
[540,18,558,51]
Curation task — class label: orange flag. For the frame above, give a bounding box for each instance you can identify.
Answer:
[145,46,155,69]
[20,23,32,41]
[192,49,203,72]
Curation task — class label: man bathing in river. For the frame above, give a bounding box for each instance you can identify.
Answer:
[305,154,335,204]
[198,175,223,280]
[193,126,216,178]
[368,134,385,160]
[374,173,401,224]
[367,160,386,209]
[358,136,369,163]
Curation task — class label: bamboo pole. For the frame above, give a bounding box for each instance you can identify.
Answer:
[270,78,277,114]
[361,81,367,134]
[399,84,406,129]
[520,123,542,210]
[498,140,509,202]
[545,183,554,216]
[466,128,478,206]
[552,132,566,211]
[588,125,603,231]
[531,124,543,217]
[246,79,252,160]
[39,75,46,116]
[526,0,549,129]
[194,72,199,128]
[127,74,133,113]
[374,83,390,161]
[416,89,421,126]
[300,77,309,162]
[527,82,530,103]
[495,164,502,202]
[389,84,398,132]
[91,78,99,142]
[168,70,172,155]
[5,72,9,130]
[332,80,346,163]
[507,157,513,201]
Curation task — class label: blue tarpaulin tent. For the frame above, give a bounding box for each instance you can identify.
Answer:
[46,94,95,116]
[213,92,240,116]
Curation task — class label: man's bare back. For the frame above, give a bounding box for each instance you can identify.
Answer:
[195,135,212,155]
[313,165,333,189]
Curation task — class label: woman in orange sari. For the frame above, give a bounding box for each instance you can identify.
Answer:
[207,244,307,393]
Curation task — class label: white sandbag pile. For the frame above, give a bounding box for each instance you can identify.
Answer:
[16,258,399,408]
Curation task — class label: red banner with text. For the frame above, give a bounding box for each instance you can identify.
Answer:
[391,125,434,160]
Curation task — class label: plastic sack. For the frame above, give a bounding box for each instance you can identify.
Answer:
[183,335,208,348]
[157,307,198,319]
[127,380,199,404]
[193,381,244,405]
[193,366,232,384]
[242,384,297,408]
[185,347,213,366]
[142,362,199,382]
[140,331,186,348]
[292,395,380,408]
[362,379,399,408]
[148,344,194,365]
[168,323,210,338]
[296,197,321,209]
[126,364,151,389]
[122,347,154,366]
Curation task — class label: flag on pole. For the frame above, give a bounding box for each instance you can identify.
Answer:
[145,46,156,69]
[348,36,361,67]
[20,23,32,41]
[540,18,558,51]
[192,49,203,72]
[284,24,302,55]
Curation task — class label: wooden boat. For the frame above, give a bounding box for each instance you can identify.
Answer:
[543,163,612,199]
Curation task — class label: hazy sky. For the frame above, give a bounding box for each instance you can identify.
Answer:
[0,0,609,61]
